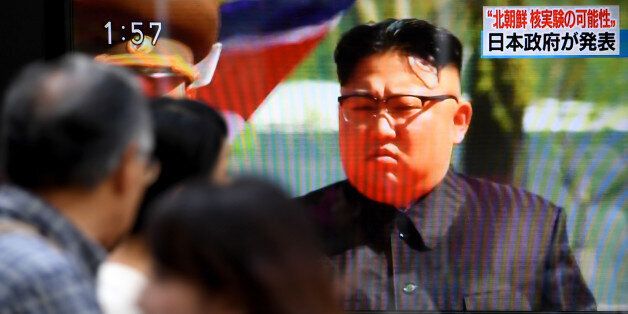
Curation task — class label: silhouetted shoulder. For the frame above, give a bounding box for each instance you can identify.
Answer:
[298,181,349,216]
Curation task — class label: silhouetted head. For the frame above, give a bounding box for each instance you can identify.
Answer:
[143,178,342,314]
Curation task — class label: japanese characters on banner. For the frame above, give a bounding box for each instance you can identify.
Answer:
[482,6,620,58]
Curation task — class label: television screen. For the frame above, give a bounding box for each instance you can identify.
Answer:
[71,0,625,311]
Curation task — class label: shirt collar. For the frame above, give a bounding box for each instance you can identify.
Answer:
[0,184,106,278]
[400,169,466,250]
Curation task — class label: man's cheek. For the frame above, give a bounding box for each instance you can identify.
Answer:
[340,143,362,175]
[340,128,366,153]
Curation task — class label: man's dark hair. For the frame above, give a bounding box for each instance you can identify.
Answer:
[0,54,152,189]
[334,18,463,85]
[131,97,228,235]
[147,178,342,314]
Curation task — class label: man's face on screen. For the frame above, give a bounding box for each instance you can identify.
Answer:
[338,50,469,207]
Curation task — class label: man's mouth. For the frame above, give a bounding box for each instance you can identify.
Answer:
[368,147,399,165]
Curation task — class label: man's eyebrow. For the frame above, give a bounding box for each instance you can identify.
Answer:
[340,89,373,95]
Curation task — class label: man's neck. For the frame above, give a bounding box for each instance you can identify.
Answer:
[36,185,113,250]
[108,235,151,275]
[391,167,451,209]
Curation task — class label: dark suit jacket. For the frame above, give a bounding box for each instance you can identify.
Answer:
[298,170,596,311]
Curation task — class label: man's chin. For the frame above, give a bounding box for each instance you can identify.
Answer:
[351,172,414,208]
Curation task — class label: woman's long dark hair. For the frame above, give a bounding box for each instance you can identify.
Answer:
[131,97,227,235]
[146,178,342,314]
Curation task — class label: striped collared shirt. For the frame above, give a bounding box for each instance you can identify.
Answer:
[0,184,106,313]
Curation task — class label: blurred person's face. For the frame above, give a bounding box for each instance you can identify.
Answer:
[140,274,243,314]
[105,143,159,249]
[211,141,231,184]
[338,50,471,208]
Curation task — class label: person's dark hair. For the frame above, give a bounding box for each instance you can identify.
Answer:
[0,54,152,189]
[130,97,227,234]
[147,178,342,314]
[334,18,463,85]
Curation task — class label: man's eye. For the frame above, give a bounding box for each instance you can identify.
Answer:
[390,105,420,112]
[350,105,377,111]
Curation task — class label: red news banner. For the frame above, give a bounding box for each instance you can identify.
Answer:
[482,6,621,57]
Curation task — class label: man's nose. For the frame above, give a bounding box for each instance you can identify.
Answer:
[372,112,396,140]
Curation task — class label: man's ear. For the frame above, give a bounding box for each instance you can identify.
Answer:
[452,101,472,144]
[110,143,140,194]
